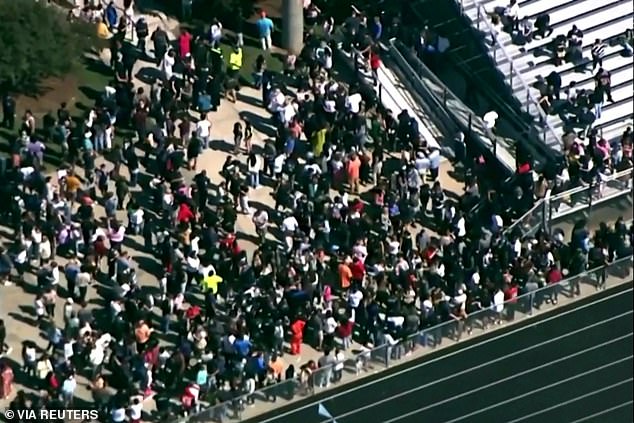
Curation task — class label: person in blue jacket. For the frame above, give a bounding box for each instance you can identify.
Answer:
[105,1,118,31]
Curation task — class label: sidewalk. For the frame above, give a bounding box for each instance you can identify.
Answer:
[0,2,464,414]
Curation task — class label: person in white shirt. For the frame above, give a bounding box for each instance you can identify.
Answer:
[210,18,223,48]
[128,398,143,422]
[348,287,363,309]
[160,49,176,81]
[247,153,261,188]
[333,348,346,382]
[196,113,212,149]
[273,153,286,178]
[111,407,126,423]
[492,288,505,324]
[504,0,520,31]
[323,310,338,350]
[185,251,201,287]
[281,214,299,233]
[346,93,362,114]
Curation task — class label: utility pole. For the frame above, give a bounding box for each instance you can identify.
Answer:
[282,0,304,55]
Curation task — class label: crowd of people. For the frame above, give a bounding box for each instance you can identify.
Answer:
[0,1,631,422]
[391,0,634,212]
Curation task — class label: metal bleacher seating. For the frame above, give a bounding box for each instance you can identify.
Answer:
[461,0,634,147]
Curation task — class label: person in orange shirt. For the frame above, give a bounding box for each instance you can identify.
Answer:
[65,172,81,202]
[338,257,353,290]
[347,153,361,193]
[269,355,284,381]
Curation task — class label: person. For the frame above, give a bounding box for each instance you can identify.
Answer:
[135,17,149,54]
[187,131,202,170]
[0,361,13,399]
[253,54,266,89]
[619,28,633,56]
[233,121,243,154]
[369,48,381,86]
[545,71,562,100]
[566,24,583,62]
[256,10,274,51]
[209,18,223,48]
[243,118,253,153]
[595,68,613,103]
[533,13,552,39]
[105,1,118,30]
[151,26,169,66]
[504,0,520,32]
[590,38,606,71]
[228,45,243,79]
[247,152,261,188]
[1,94,15,129]
[553,34,567,66]
[290,318,306,355]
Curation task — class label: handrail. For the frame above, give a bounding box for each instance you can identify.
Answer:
[549,168,634,203]
[176,255,634,422]
[459,0,561,150]
[388,38,517,174]
[503,197,546,237]
[503,167,633,236]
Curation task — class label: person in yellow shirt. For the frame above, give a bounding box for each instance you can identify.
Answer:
[97,18,112,40]
[228,45,243,77]
[312,127,327,157]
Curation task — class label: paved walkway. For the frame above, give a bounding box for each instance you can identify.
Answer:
[0,1,465,417]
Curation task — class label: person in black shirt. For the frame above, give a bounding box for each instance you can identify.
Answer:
[152,27,169,66]
[1,94,16,129]
[135,17,149,54]
[187,133,202,171]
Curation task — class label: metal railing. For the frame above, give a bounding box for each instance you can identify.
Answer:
[547,167,634,222]
[504,167,633,237]
[456,0,561,149]
[388,39,517,174]
[178,256,633,422]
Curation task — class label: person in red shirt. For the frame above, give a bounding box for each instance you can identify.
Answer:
[546,264,563,304]
[503,282,519,321]
[350,257,365,285]
[177,202,195,224]
[178,29,193,59]
[338,316,355,350]
[290,318,306,355]
[369,49,381,86]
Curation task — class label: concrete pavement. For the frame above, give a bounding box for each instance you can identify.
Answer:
[0,1,466,418]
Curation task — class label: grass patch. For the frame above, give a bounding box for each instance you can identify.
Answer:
[0,58,112,166]
[219,40,284,84]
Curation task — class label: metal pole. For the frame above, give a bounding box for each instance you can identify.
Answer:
[526,91,530,113]
[588,177,595,211]
[477,6,481,31]
[282,0,304,55]
[510,60,514,90]
[468,113,473,138]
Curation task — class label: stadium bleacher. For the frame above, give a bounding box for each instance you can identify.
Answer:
[460,0,634,148]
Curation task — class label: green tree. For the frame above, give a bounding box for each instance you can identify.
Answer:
[0,0,98,95]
